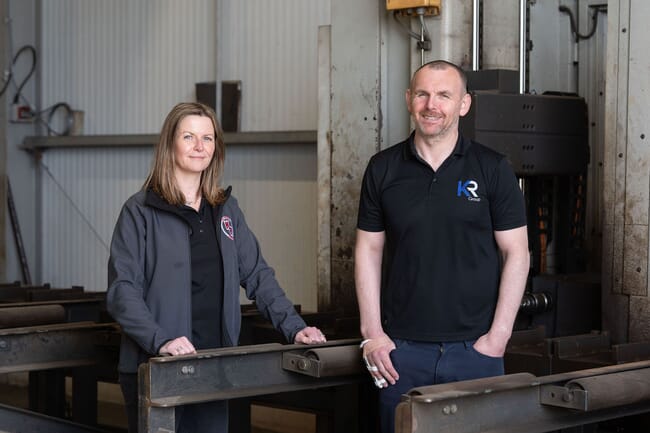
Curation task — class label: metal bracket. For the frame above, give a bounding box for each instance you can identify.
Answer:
[283,352,321,377]
[282,345,363,378]
[540,385,588,410]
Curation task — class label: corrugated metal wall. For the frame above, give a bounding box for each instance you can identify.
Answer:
[40,142,317,310]
[216,0,330,131]
[40,147,152,289]
[40,0,217,134]
[222,143,317,310]
[40,0,330,134]
[37,1,326,310]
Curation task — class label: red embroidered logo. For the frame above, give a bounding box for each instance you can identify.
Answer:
[221,216,234,240]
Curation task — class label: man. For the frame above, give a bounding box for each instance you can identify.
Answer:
[355,60,530,433]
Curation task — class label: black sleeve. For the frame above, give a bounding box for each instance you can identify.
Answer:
[357,156,385,232]
[490,158,527,231]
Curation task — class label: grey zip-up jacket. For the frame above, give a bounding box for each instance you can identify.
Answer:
[107,187,307,373]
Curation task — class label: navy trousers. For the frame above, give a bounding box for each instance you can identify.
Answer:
[379,339,504,433]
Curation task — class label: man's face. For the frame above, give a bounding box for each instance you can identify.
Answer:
[406,66,471,141]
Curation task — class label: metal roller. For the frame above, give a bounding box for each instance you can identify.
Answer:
[0,304,66,329]
[542,367,650,411]
[283,344,364,377]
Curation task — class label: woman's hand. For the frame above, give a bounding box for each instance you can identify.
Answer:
[159,336,197,356]
[294,326,327,344]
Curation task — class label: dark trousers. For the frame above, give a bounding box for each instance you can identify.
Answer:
[379,339,504,433]
[119,373,228,433]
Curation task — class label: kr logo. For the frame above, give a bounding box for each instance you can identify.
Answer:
[457,180,480,200]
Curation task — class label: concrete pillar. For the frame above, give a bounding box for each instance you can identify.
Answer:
[602,0,650,343]
[327,0,384,314]
[1,0,7,281]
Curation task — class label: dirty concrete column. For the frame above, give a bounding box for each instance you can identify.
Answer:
[317,25,332,311]
[327,0,383,314]
[602,0,650,343]
[0,0,7,280]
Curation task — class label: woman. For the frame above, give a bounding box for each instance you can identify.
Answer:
[107,102,326,433]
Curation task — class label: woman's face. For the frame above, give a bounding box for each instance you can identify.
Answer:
[173,115,216,177]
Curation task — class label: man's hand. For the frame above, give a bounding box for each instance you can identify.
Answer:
[361,333,399,387]
[294,326,327,344]
[473,331,509,358]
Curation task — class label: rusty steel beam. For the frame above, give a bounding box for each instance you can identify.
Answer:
[0,322,118,373]
[0,298,106,323]
[396,361,650,433]
[138,339,366,433]
[0,304,66,328]
[0,402,110,433]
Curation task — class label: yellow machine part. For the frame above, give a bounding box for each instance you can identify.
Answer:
[386,0,441,12]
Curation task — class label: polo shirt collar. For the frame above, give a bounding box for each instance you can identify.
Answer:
[404,132,469,161]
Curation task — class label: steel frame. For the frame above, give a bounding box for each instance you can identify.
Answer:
[0,322,117,373]
[138,339,366,433]
[396,361,650,433]
[0,403,111,433]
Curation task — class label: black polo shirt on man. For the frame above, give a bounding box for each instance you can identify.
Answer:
[357,133,526,342]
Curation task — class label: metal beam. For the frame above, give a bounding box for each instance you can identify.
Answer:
[0,403,110,433]
[21,131,317,151]
[138,339,366,433]
[0,298,107,323]
[396,361,650,433]
[0,322,118,373]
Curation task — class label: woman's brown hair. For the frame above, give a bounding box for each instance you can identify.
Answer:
[143,102,226,206]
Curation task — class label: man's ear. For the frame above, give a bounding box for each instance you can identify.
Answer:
[459,92,472,117]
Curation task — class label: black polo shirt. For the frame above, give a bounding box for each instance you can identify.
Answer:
[357,133,526,342]
[179,199,224,350]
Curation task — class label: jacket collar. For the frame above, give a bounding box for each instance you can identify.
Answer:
[144,185,233,212]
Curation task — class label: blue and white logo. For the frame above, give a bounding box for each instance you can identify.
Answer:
[457,180,481,202]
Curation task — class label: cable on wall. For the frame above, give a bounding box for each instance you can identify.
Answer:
[0,44,36,101]
[558,5,607,43]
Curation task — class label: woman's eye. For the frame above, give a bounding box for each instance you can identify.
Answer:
[204,136,214,142]
[183,135,193,140]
